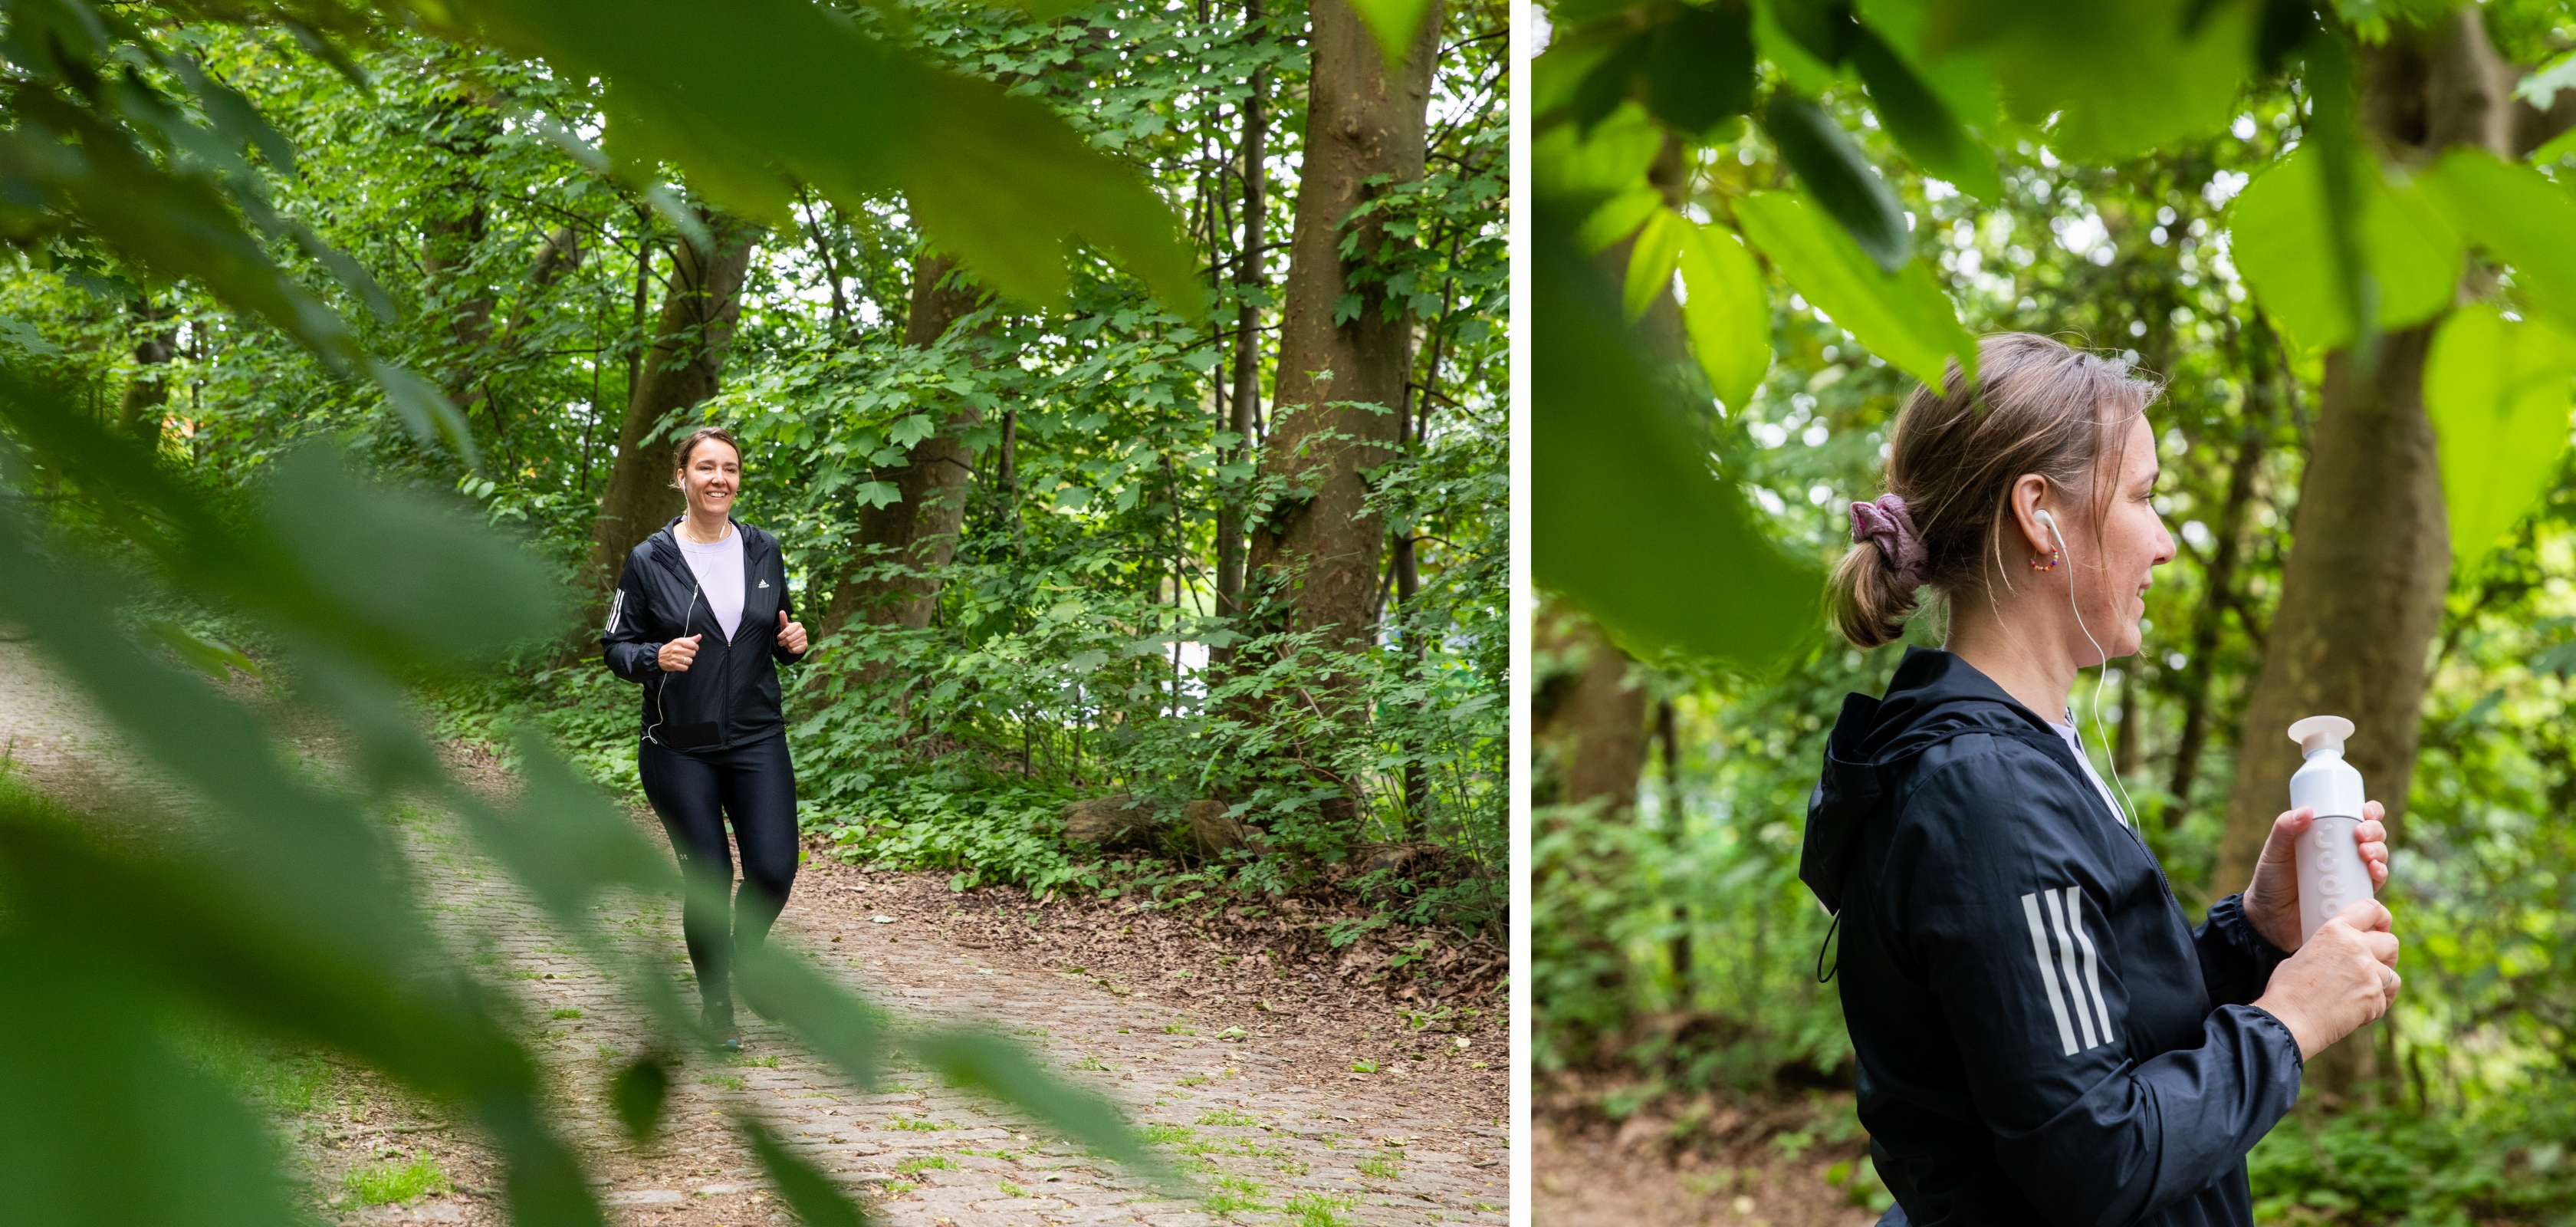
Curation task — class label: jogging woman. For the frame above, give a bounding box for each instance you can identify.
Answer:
[1799,334,2400,1226]
[601,426,810,1048]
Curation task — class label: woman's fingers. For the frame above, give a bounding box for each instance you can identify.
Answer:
[2361,929,2400,968]
[2336,898,2393,934]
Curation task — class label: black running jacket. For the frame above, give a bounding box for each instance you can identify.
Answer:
[600,518,806,752]
[1801,648,2303,1227]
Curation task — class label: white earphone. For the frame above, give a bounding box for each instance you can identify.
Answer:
[2038,507,2140,827]
[644,576,702,748]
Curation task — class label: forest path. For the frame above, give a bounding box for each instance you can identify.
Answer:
[0,643,1510,1227]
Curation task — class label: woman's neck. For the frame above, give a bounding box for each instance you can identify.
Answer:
[681,507,731,544]
[1946,595,2078,723]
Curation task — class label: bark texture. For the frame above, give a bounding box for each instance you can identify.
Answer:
[1213,0,1269,660]
[2216,9,2519,1100]
[1242,0,1441,654]
[820,253,989,644]
[581,216,762,624]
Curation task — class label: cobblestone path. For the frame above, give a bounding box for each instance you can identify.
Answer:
[0,644,1510,1227]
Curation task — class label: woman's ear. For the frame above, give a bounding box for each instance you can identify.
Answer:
[2009,474,2055,557]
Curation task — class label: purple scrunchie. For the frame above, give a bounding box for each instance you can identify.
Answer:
[1849,493,1928,590]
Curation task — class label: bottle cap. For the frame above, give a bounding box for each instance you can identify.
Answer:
[2287,715,2354,757]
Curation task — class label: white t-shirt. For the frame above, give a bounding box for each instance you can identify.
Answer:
[2052,713,2130,828]
[676,525,745,641]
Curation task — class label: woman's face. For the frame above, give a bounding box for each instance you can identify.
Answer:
[2062,413,2174,663]
[677,440,741,519]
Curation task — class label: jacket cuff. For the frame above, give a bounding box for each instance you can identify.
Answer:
[2211,891,2295,963]
[2196,892,2294,1008]
[2235,1002,2307,1073]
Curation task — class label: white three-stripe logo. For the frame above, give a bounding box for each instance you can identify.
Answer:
[603,590,626,636]
[2021,887,2116,1056]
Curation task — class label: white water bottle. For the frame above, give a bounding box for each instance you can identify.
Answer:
[2287,715,2373,944]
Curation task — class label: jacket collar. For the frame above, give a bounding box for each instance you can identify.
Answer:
[1799,647,2085,914]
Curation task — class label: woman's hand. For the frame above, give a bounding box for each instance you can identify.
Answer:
[2244,801,2390,952]
[657,635,702,673]
[2251,899,2400,1061]
[777,611,808,654]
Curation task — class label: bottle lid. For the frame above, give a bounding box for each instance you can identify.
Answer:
[2287,715,2354,757]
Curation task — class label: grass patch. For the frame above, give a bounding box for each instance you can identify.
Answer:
[1201,1173,1269,1216]
[1142,1123,1197,1146]
[342,1156,452,1206]
[731,1054,781,1068]
[893,1155,956,1174]
[698,1074,745,1090]
[1075,1054,1112,1071]
[1286,1191,1359,1227]
[1000,1181,1030,1197]
[1359,1150,1401,1180]
[888,1116,948,1132]
[1178,1073,1210,1087]
[1198,1107,1258,1127]
[1164,1024,1199,1035]
[549,1008,583,1020]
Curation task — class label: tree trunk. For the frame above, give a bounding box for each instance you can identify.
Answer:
[818,252,988,647]
[117,295,176,440]
[2216,8,2520,1102]
[1243,0,1440,656]
[1534,599,1649,1053]
[580,215,763,625]
[1213,0,1269,666]
[1657,698,1690,1002]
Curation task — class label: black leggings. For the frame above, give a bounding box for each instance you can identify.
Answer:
[638,734,799,1018]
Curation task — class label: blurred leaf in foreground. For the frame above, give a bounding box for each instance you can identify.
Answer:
[1533,198,1818,666]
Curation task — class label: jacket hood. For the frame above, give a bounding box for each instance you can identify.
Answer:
[1799,647,2067,914]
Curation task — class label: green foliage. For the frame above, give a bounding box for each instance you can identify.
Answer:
[2247,1089,2576,1226]
[2425,305,2576,565]
[342,1155,455,1206]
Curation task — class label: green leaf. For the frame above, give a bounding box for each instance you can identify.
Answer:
[2414,148,2576,337]
[1576,186,1664,253]
[1674,220,1772,413]
[448,0,1195,312]
[261,447,564,666]
[1924,0,2252,162]
[2225,146,2461,352]
[1534,196,1819,666]
[1623,209,1685,320]
[0,936,305,1227]
[1346,0,1437,67]
[1733,190,1973,387]
[613,1057,671,1143]
[1645,2,1756,136]
[740,1117,868,1227]
[1762,92,1907,272]
[2424,304,2576,565]
[1533,104,1664,204]
[909,1027,1171,1185]
[1848,26,2003,201]
[143,620,259,681]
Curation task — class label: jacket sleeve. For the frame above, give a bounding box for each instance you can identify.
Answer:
[600,556,664,683]
[2195,892,2293,1009]
[1888,749,2304,1227]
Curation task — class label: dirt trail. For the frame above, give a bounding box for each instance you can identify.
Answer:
[0,643,1509,1227]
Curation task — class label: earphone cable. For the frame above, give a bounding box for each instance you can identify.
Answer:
[2046,512,2141,828]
